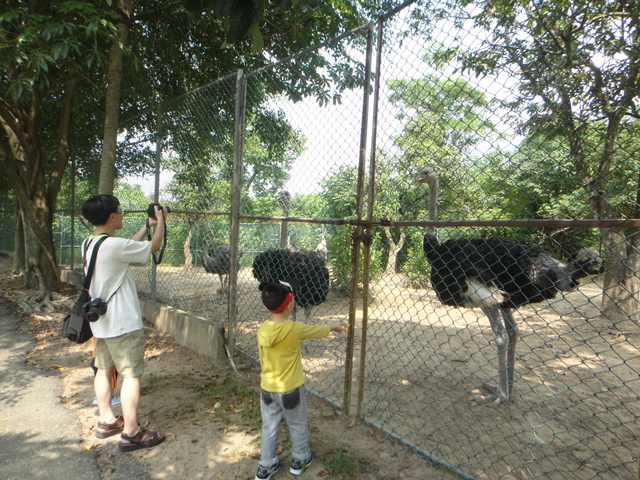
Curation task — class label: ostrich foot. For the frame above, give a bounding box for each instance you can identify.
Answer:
[474,382,509,406]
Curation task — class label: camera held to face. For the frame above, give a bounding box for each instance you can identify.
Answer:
[147,203,171,220]
[83,298,107,322]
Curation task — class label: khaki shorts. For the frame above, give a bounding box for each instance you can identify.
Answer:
[95,329,145,378]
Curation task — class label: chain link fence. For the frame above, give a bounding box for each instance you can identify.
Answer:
[355,3,639,480]
[2,0,639,478]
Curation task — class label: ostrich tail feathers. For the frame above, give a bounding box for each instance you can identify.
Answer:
[423,233,440,261]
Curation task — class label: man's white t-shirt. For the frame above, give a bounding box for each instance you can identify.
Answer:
[83,235,152,339]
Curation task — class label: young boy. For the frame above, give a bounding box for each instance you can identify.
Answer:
[255,280,346,480]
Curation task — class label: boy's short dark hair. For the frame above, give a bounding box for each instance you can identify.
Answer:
[259,279,299,312]
[82,194,120,226]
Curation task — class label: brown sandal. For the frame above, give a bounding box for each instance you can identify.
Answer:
[95,415,124,438]
[118,428,165,452]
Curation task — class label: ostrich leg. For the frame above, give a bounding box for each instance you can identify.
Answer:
[304,305,312,323]
[300,305,313,355]
[501,307,519,394]
[476,306,517,405]
[218,275,228,304]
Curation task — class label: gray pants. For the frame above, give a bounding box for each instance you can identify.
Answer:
[259,385,311,467]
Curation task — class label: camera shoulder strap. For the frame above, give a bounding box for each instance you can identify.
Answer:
[103,283,123,305]
[83,234,109,290]
[146,217,168,265]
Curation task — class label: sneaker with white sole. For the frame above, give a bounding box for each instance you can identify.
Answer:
[255,461,280,480]
[289,451,312,476]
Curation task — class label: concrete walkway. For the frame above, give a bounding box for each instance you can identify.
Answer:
[0,305,100,480]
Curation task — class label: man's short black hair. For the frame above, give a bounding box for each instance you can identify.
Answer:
[81,194,120,226]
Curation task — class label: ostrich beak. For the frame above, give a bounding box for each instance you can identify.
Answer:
[416,168,437,184]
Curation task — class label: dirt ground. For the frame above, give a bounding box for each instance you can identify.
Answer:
[360,276,640,480]
[4,249,638,479]
[77,257,640,479]
[131,262,640,479]
[0,253,451,480]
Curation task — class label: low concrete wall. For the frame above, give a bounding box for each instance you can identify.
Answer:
[60,268,84,289]
[60,268,225,361]
[139,298,226,360]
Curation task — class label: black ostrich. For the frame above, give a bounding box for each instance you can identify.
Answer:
[417,166,602,405]
[252,248,330,322]
[203,245,244,304]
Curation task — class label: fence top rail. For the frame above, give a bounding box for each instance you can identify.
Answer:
[48,210,640,229]
[54,209,232,217]
[237,214,640,229]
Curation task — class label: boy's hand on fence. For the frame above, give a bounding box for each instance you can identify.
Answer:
[330,323,347,333]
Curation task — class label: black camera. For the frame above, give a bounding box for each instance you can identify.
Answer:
[83,298,107,322]
[147,203,171,219]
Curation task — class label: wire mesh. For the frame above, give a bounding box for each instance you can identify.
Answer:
[359,2,639,479]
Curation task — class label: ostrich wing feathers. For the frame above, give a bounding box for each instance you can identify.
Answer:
[424,237,599,309]
[252,249,329,309]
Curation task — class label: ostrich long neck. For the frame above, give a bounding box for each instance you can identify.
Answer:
[426,177,438,237]
[279,195,291,249]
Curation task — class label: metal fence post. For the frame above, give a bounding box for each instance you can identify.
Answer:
[344,23,375,416]
[356,20,380,418]
[227,68,246,359]
[70,156,76,270]
[150,108,163,300]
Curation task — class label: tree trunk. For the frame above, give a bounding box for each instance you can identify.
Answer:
[13,202,25,274]
[30,205,61,296]
[599,227,640,321]
[98,0,133,195]
[9,178,61,296]
[183,221,195,271]
[0,75,77,296]
[588,115,640,321]
[600,171,640,322]
[383,226,405,276]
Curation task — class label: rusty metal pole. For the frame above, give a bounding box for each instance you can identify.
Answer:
[150,108,163,300]
[356,18,383,418]
[70,156,76,270]
[227,69,246,359]
[343,23,375,415]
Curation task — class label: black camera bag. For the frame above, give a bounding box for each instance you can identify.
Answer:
[63,234,108,344]
[62,290,92,344]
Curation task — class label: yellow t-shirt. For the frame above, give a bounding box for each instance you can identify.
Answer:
[258,319,331,392]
